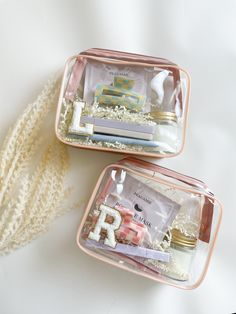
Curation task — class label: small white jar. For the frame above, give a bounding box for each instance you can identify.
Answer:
[151,112,180,152]
[166,228,197,281]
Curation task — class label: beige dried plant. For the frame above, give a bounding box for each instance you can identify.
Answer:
[0,77,70,254]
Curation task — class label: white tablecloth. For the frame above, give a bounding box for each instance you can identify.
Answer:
[0,0,235,313]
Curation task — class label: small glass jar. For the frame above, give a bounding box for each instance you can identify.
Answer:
[151,112,179,152]
[166,228,197,281]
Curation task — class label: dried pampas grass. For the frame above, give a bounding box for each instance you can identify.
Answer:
[0,77,70,254]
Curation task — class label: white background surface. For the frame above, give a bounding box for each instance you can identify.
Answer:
[0,0,235,313]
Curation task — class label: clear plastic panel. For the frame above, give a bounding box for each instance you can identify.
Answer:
[77,164,222,289]
[57,56,190,157]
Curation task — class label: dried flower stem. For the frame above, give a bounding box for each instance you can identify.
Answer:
[0,77,71,254]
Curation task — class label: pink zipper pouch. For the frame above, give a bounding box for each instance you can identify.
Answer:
[55,48,190,158]
[76,157,222,289]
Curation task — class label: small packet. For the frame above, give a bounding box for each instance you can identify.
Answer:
[83,59,152,109]
[103,171,180,244]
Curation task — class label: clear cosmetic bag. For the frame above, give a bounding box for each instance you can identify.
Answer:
[77,157,222,289]
[55,48,190,158]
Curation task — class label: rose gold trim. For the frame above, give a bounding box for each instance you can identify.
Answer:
[79,54,178,68]
[118,157,210,191]
[76,163,223,290]
[55,54,190,158]
[82,48,176,65]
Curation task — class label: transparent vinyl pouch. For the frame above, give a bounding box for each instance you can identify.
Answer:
[76,157,222,289]
[55,48,190,158]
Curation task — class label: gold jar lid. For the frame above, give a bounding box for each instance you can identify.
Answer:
[151,111,177,122]
[171,228,197,248]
